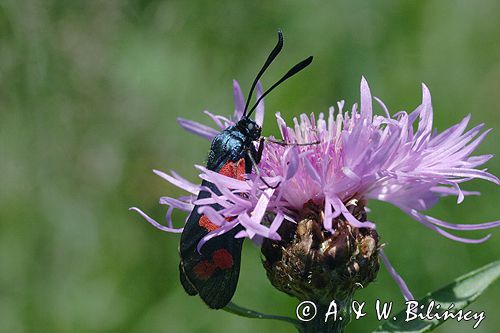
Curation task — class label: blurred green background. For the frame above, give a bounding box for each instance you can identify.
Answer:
[0,1,499,332]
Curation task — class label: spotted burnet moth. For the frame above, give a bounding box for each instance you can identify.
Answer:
[179,30,313,309]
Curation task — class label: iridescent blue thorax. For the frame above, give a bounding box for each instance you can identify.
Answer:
[207,117,261,172]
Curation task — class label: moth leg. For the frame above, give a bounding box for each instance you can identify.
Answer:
[255,137,265,163]
[265,137,320,146]
[245,148,280,189]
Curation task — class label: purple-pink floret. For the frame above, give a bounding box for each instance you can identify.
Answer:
[131,78,499,301]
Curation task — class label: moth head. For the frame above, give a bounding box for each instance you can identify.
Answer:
[236,117,261,141]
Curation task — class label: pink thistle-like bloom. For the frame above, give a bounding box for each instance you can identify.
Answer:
[131,78,499,301]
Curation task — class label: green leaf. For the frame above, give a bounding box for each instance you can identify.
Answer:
[375,260,500,332]
[224,302,303,332]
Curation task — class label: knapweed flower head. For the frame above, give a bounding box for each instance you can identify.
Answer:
[131,78,499,301]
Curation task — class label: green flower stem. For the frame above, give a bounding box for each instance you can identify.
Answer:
[223,302,303,332]
[223,297,355,333]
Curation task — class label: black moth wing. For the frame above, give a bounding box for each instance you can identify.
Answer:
[179,130,256,309]
[179,179,244,309]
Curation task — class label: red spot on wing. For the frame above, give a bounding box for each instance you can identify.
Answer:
[219,161,236,178]
[212,249,234,270]
[219,158,246,180]
[192,249,234,280]
[236,158,246,180]
[194,158,240,278]
[193,260,216,280]
[199,215,220,232]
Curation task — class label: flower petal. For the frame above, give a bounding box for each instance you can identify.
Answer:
[130,207,183,233]
[177,118,218,140]
[405,208,500,231]
[255,81,265,126]
[153,169,200,195]
[380,249,414,301]
[233,80,245,119]
[360,76,373,121]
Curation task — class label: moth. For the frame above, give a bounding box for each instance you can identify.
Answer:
[179,30,313,308]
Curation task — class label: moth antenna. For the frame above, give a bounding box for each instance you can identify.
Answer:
[246,56,313,117]
[243,30,284,116]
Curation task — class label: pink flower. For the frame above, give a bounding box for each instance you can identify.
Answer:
[131,78,499,301]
